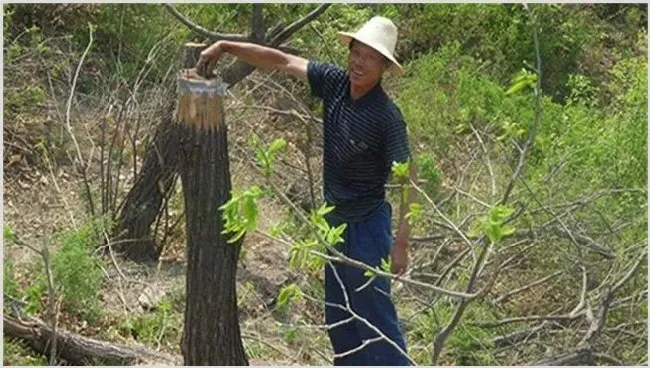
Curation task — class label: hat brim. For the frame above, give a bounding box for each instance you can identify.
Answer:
[337,32,404,75]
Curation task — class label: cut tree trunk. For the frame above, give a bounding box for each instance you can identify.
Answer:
[3,315,179,365]
[176,45,248,366]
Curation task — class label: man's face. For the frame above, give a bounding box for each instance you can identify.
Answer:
[348,40,388,89]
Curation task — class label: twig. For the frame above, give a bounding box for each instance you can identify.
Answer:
[411,181,474,250]
[611,250,646,294]
[468,122,496,200]
[570,266,588,316]
[65,23,96,216]
[495,270,561,304]
[441,183,491,208]
[475,311,583,328]
[333,337,384,359]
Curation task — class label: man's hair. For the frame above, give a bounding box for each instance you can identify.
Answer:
[348,38,357,51]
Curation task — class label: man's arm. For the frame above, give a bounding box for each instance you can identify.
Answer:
[392,161,417,275]
[197,41,308,81]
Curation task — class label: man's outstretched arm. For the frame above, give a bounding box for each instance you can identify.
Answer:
[197,41,308,81]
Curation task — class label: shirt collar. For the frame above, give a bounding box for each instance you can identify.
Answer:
[345,76,384,107]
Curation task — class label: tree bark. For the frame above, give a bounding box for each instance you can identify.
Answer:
[176,58,248,366]
[3,315,179,365]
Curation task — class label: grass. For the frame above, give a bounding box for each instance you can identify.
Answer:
[3,338,48,366]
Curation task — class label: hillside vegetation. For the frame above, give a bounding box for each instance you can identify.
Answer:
[3,3,647,366]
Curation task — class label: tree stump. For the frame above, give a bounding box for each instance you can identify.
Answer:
[175,51,247,366]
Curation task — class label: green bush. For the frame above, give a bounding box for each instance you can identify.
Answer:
[117,299,182,348]
[52,219,107,322]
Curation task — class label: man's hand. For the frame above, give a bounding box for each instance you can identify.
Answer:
[391,236,409,275]
[196,42,224,77]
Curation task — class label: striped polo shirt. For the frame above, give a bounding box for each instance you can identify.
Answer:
[307,60,411,223]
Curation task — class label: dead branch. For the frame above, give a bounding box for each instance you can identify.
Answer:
[493,322,549,347]
[64,23,95,216]
[579,287,612,347]
[475,311,584,329]
[495,270,562,304]
[468,122,496,200]
[3,315,178,365]
[611,250,646,294]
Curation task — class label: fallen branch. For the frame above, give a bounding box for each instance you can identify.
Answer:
[495,270,561,304]
[3,315,179,366]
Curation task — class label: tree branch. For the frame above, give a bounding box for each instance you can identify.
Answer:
[270,4,332,45]
[250,4,265,42]
[163,4,248,42]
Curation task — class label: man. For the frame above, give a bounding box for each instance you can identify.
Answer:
[198,16,416,366]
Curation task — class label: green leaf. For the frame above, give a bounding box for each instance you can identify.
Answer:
[405,203,423,225]
[268,138,287,154]
[277,284,302,310]
[242,197,257,223]
[317,204,335,216]
[501,225,516,237]
[505,80,528,95]
[391,161,410,179]
[380,257,392,273]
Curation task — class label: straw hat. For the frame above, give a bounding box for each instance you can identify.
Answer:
[337,16,403,75]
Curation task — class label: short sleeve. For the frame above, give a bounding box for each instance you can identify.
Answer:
[385,117,411,169]
[307,60,345,100]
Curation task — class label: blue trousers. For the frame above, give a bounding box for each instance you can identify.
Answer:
[324,201,409,366]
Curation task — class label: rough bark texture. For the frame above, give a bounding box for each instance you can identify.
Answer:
[177,102,247,365]
[3,315,179,365]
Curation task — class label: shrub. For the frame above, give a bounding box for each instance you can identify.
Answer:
[51,219,107,322]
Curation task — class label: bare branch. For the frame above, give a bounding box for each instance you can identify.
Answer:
[163,4,248,42]
[493,322,548,347]
[569,266,588,316]
[270,4,332,45]
[579,287,612,347]
[611,250,646,295]
[495,270,561,304]
[411,181,474,250]
[474,311,583,328]
[66,23,95,216]
[468,122,496,200]
[333,337,384,360]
